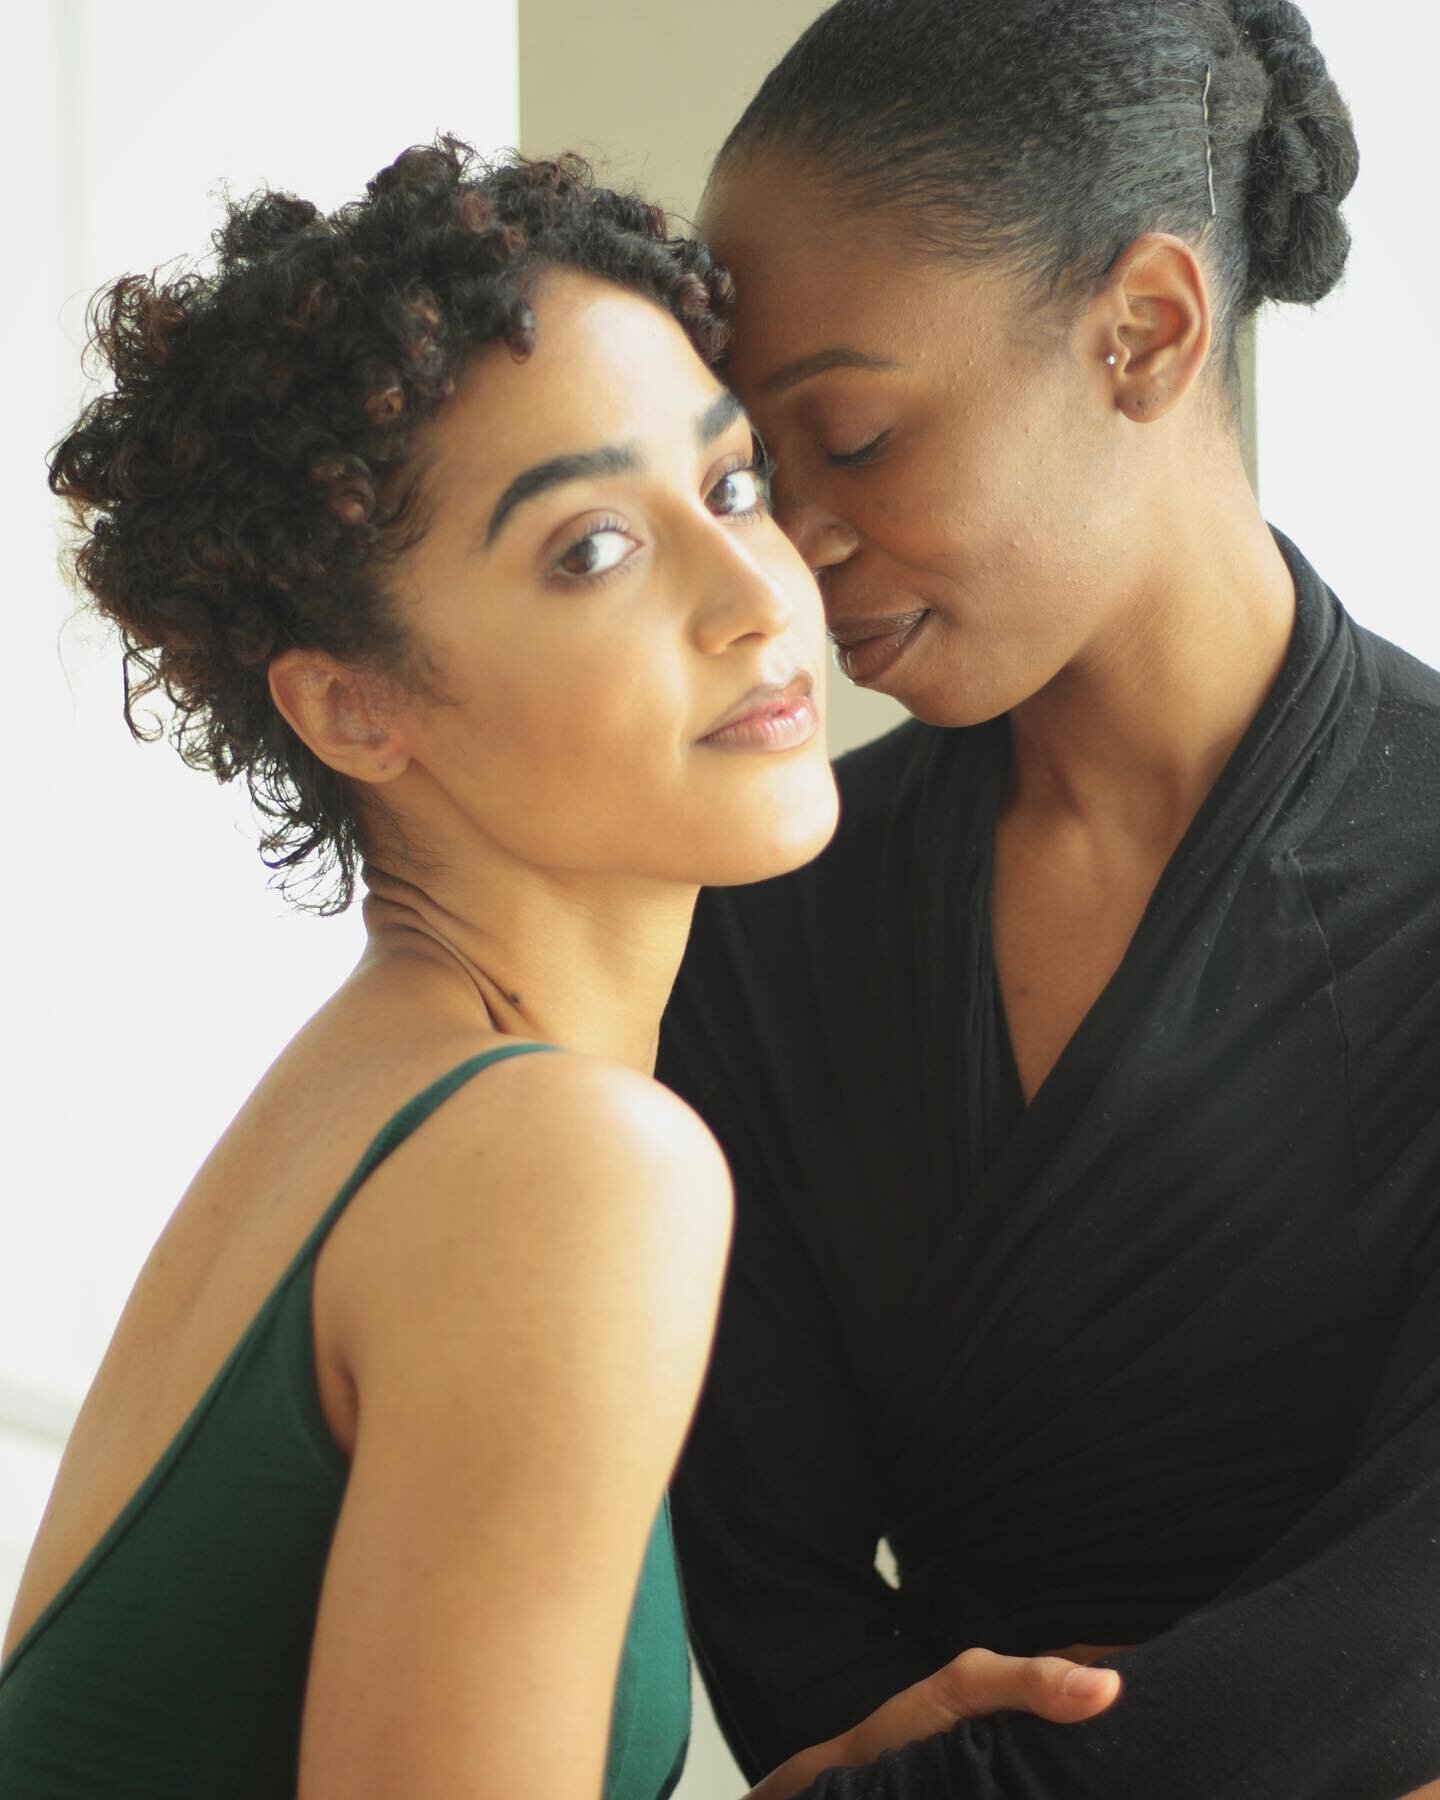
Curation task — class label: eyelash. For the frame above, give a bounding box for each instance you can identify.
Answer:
[547,514,635,590]
[546,446,777,590]
[826,430,890,470]
[720,443,777,520]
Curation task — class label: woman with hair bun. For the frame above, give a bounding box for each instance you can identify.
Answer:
[0,140,1119,1797]
[660,1,1440,1794]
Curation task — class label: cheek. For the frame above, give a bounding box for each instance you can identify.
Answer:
[769,529,830,641]
[419,615,698,862]
[913,386,1114,576]
[486,626,683,774]
[400,552,836,883]
[850,450,992,579]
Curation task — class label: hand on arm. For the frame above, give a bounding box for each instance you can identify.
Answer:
[675,1111,1440,1795]
[669,1122,1134,1792]
[749,1648,1121,1800]
[672,1167,1129,1799]
[781,1240,1440,1799]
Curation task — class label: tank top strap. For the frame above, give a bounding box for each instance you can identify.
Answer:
[298,1041,558,1264]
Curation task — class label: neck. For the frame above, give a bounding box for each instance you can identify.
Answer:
[358,852,699,1076]
[1006,465,1296,849]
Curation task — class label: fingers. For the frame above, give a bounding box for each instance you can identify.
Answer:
[935,1646,1122,1725]
[828,1643,1125,1775]
[1041,1641,1134,1666]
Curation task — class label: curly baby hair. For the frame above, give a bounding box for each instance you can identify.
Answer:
[720,0,1358,381]
[50,137,735,911]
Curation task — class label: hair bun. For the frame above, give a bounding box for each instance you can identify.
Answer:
[1232,0,1360,305]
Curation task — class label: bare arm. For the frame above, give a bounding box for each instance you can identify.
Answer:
[297,1054,733,1800]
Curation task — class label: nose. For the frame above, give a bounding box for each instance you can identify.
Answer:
[689,522,797,658]
[772,485,860,576]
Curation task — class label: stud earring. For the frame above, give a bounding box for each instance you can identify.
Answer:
[1105,353,1118,367]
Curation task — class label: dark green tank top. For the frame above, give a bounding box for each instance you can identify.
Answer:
[0,1044,690,1798]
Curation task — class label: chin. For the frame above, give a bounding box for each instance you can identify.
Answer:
[880,652,1039,731]
[849,604,1044,729]
[692,772,841,888]
[893,687,1005,730]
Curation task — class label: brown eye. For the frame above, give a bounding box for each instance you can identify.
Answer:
[553,525,635,582]
[709,470,762,515]
[708,450,774,519]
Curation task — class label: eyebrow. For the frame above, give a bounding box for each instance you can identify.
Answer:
[695,388,745,446]
[482,389,750,548]
[757,347,902,398]
[484,445,638,547]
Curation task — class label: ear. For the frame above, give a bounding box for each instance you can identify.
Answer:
[1091,233,1213,424]
[267,648,413,785]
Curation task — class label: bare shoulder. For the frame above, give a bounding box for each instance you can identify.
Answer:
[326,1044,733,1429]
[479,1041,730,1158]
[414,1043,733,1247]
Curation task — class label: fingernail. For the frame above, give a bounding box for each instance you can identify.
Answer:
[1062,1667,1112,1698]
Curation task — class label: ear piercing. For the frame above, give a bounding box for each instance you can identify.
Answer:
[1105,353,1118,367]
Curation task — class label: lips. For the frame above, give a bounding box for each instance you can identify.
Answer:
[698,671,818,750]
[827,609,930,685]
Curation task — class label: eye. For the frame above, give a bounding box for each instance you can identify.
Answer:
[708,445,776,520]
[551,521,638,584]
[825,429,890,470]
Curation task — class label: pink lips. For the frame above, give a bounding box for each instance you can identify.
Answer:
[698,672,818,751]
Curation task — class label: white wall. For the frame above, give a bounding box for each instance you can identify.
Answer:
[4,0,518,1622]
[1254,0,1439,657]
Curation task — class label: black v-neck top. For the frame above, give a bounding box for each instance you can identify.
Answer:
[658,534,1440,1797]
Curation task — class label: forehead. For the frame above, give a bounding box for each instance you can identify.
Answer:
[699,159,1009,389]
[424,270,723,494]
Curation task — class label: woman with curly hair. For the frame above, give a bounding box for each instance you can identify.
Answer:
[0,141,1118,1799]
[658,1,1440,1795]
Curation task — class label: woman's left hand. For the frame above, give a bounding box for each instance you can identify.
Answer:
[748,1646,1123,1799]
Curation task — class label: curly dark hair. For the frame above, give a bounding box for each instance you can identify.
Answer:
[50,137,735,911]
[721,0,1358,384]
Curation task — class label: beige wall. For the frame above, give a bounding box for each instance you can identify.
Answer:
[519,0,910,761]
[521,0,820,220]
